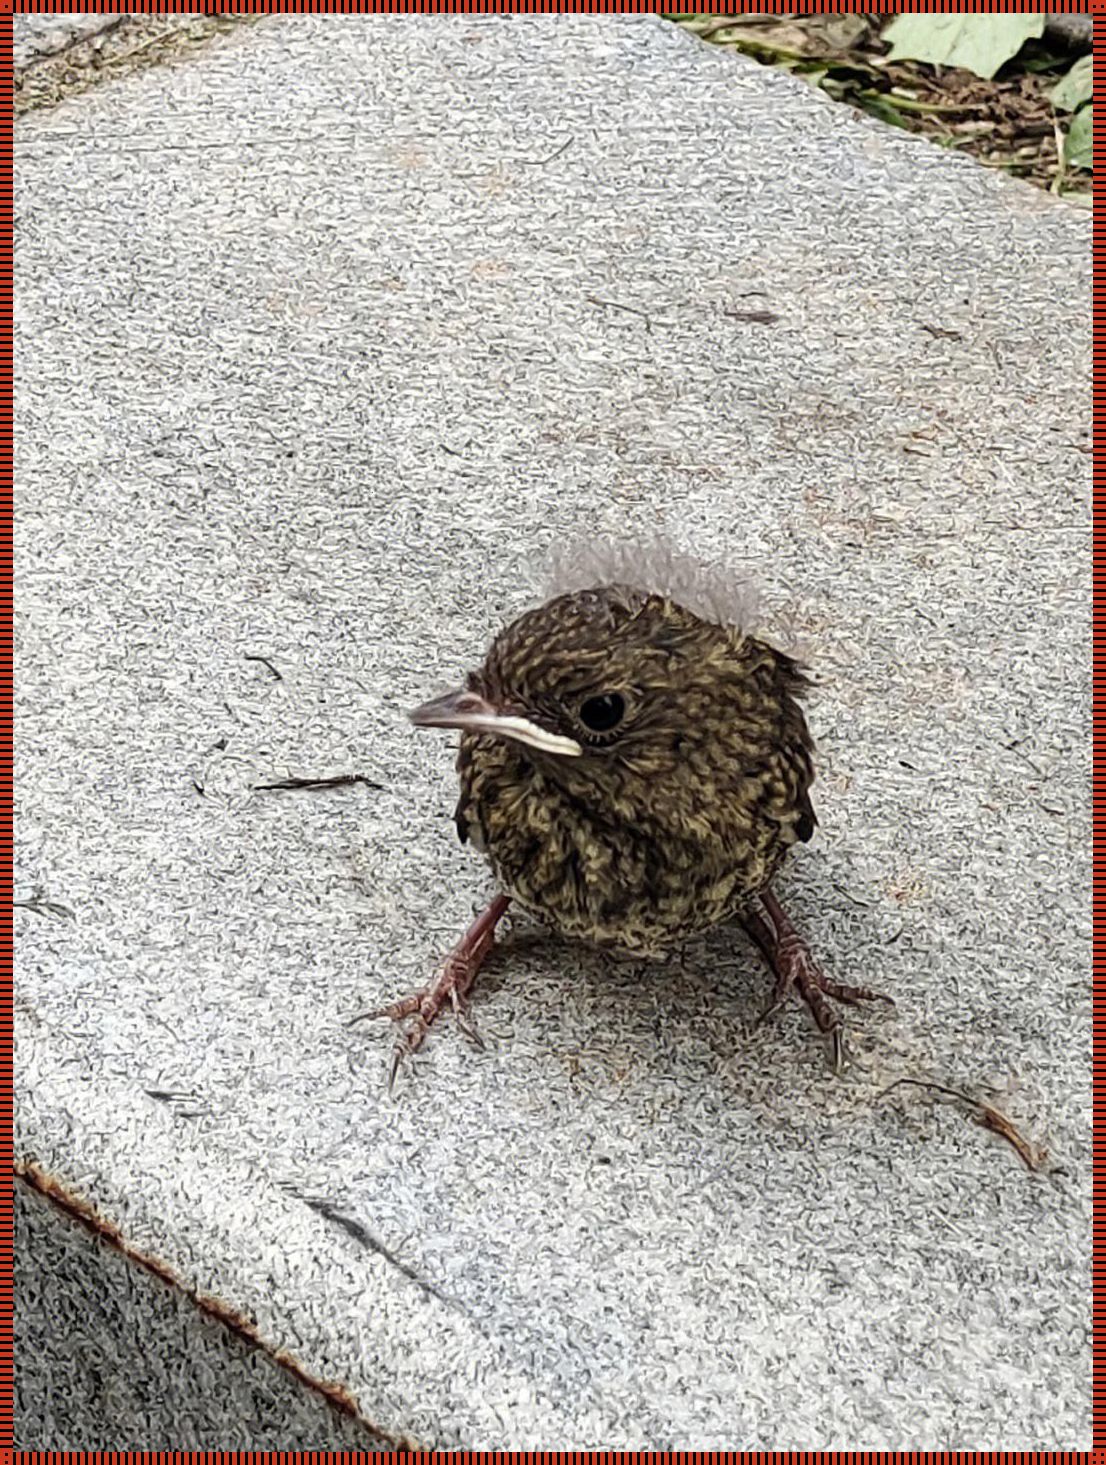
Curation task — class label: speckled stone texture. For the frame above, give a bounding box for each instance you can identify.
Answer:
[13,13,124,69]
[14,1180,390,1449]
[15,15,1090,1448]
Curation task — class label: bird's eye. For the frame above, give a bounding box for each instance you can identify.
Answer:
[579,692,625,733]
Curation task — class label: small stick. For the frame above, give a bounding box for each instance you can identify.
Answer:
[14,896,75,920]
[253,774,383,792]
[723,308,779,325]
[585,294,655,330]
[244,654,282,681]
[520,136,574,167]
[879,1077,1048,1171]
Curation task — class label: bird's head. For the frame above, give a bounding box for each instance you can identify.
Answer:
[410,585,810,831]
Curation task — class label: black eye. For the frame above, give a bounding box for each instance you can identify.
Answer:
[579,692,625,733]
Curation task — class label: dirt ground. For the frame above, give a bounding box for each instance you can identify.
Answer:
[671,13,1092,201]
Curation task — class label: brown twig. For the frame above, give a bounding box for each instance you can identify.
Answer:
[253,774,384,792]
[723,308,780,325]
[879,1077,1048,1171]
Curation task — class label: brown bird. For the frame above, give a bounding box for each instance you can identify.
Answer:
[369,573,890,1083]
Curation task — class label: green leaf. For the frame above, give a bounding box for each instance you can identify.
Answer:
[1020,50,1072,74]
[883,15,1046,80]
[1065,105,1093,170]
[856,94,911,131]
[1050,55,1093,112]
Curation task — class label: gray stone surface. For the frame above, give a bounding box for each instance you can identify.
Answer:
[15,15,1090,1449]
[14,13,125,70]
[15,1180,390,1449]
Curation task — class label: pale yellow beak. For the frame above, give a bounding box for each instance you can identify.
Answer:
[408,688,583,758]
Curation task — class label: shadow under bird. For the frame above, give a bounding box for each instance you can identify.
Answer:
[365,576,891,1084]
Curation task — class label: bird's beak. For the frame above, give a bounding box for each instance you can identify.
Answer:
[408,688,583,758]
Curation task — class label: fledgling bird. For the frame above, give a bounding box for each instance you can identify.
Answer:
[370,559,890,1082]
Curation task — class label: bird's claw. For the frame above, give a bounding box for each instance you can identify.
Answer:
[755,986,790,1028]
[354,894,512,1089]
[759,977,848,1072]
[450,985,486,1050]
[751,891,893,1073]
[370,958,475,1090]
[828,1024,846,1075]
[346,992,424,1027]
[361,1001,434,1093]
[792,953,889,1073]
[387,1036,411,1094]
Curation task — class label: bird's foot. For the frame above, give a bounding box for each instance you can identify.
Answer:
[350,893,511,1089]
[746,890,893,1072]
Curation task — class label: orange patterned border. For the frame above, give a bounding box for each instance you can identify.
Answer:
[1,1,1096,1457]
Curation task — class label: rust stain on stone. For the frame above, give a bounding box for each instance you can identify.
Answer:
[16,1158,417,1449]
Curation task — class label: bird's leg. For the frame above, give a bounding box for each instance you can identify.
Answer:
[352,893,511,1088]
[741,907,790,1024]
[745,889,893,1071]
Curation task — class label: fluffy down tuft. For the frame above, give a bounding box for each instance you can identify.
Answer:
[535,535,804,655]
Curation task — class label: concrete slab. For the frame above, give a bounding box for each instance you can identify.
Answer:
[15,1178,389,1449]
[15,15,1090,1448]
[13,13,123,69]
